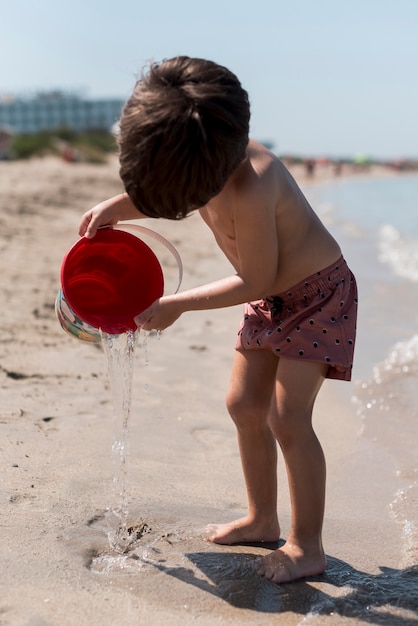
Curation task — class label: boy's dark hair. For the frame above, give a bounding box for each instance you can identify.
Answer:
[118,56,250,219]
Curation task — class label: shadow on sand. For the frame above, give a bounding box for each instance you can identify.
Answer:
[147,550,418,624]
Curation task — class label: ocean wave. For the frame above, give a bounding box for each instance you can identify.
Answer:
[353,333,418,421]
[353,334,418,567]
[378,224,418,282]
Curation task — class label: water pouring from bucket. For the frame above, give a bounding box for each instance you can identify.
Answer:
[55,225,182,341]
[55,224,182,554]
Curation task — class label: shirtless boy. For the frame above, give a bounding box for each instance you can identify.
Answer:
[79,56,358,584]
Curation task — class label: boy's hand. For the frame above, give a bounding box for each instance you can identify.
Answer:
[134,297,182,332]
[78,204,120,239]
[78,193,140,239]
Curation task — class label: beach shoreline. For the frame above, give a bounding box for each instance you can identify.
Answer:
[1,155,416,625]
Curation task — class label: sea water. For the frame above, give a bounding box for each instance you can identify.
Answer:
[307,173,418,281]
[302,174,418,620]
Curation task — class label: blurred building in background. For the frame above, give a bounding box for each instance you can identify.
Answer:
[0,91,124,134]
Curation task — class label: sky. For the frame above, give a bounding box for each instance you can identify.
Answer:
[2,0,418,159]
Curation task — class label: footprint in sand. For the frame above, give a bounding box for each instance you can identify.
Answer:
[191,427,237,456]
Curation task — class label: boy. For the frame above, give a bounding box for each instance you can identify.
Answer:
[79,56,357,584]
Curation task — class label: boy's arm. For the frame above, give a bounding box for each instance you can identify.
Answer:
[78,193,146,238]
[169,198,278,310]
[136,194,280,331]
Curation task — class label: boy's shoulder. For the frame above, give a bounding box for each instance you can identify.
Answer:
[230,141,291,202]
[209,140,301,217]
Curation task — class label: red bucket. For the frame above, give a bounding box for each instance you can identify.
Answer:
[60,228,164,334]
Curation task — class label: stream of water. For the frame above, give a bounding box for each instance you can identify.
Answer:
[101,329,138,554]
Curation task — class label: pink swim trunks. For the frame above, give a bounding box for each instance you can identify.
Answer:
[236,256,358,381]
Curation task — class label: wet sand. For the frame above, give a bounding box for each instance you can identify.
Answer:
[1,156,417,625]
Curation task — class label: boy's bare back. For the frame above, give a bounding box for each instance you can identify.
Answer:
[200,139,341,297]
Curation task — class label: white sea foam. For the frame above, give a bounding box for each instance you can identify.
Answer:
[353,334,418,412]
[353,335,418,568]
[390,484,418,567]
[378,224,418,282]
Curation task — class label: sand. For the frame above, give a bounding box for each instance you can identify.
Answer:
[1,156,417,625]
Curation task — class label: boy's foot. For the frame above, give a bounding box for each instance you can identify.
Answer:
[255,542,327,584]
[204,516,280,545]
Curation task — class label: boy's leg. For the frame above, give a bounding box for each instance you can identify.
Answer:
[206,349,280,544]
[256,357,328,583]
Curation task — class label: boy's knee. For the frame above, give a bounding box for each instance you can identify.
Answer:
[226,389,269,427]
[225,390,247,422]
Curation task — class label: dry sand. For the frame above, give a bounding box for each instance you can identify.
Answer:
[1,156,416,625]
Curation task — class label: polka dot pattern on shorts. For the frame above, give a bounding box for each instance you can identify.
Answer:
[236,256,358,381]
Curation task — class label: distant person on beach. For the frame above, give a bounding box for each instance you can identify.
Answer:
[304,158,316,177]
[78,56,358,584]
